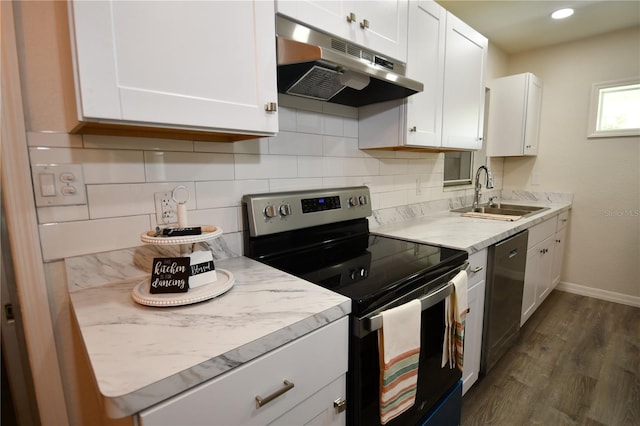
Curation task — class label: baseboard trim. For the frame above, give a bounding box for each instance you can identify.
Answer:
[556,281,640,308]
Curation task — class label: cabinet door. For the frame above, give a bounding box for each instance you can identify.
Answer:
[462,279,485,395]
[70,1,278,134]
[523,74,543,156]
[276,0,346,40]
[348,0,408,62]
[404,0,445,147]
[441,12,487,150]
[536,236,555,304]
[277,1,408,62]
[551,227,567,289]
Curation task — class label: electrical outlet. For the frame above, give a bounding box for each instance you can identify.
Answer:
[155,192,178,225]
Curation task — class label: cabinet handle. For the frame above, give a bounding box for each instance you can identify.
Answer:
[255,380,294,408]
[264,102,277,112]
[556,239,561,243]
[346,12,356,23]
[409,126,417,132]
[360,19,370,29]
[561,219,568,222]
[334,398,347,413]
[470,266,483,273]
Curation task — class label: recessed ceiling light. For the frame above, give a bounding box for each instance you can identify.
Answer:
[551,8,574,20]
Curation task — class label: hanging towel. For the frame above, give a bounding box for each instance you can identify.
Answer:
[378,299,422,425]
[442,270,469,371]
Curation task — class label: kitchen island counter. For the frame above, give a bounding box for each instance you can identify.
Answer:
[66,253,350,418]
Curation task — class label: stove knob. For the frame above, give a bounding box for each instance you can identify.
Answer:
[359,267,368,278]
[348,197,359,207]
[279,203,292,217]
[359,195,367,205]
[263,205,277,218]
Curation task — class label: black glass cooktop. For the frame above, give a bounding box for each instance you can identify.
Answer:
[246,219,467,316]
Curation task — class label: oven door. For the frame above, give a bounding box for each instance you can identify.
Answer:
[348,265,466,426]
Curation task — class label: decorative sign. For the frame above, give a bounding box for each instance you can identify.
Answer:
[149,257,190,294]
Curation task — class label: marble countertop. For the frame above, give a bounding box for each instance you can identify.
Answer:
[372,199,572,253]
[67,253,350,418]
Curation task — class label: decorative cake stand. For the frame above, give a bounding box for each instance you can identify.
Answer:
[132,225,235,307]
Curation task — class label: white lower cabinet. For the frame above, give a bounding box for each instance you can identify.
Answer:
[462,249,487,395]
[521,212,570,325]
[138,317,348,426]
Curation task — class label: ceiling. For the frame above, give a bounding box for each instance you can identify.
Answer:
[435,0,640,54]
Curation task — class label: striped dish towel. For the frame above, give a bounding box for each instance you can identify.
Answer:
[442,270,469,371]
[378,299,422,424]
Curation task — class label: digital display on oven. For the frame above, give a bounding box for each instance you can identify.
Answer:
[301,196,341,213]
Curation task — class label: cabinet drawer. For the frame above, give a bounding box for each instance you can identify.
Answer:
[527,218,556,249]
[138,317,349,426]
[467,249,487,287]
[556,210,569,231]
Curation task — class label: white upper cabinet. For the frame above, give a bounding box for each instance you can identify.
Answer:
[358,0,486,151]
[487,73,543,156]
[440,12,488,150]
[276,0,408,62]
[68,1,279,137]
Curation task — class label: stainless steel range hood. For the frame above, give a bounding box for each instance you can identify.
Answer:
[276,16,423,107]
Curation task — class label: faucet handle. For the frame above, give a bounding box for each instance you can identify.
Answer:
[488,196,499,207]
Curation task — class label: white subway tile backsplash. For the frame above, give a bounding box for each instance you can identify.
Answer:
[323,136,362,158]
[269,131,323,156]
[87,183,196,219]
[83,135,193,152]
[27,132,83,148]
[323,115,344,136]
[344,117,358,138]
[269,178,324,192]
[278,107,297,132]
[188,207,238,233]
[144,151,234,182]
[379,190,408,209]
[36,205,90,224]
[235,154,298,179]
[297,156,325,178]
[39,215,149,261]
[194,138,268,154]
[29,147,146,184]
[31,105,489,259]
[195,180,268,209]
[296,110,323,134]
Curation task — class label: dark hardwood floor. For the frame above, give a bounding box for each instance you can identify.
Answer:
[461,290,640,425]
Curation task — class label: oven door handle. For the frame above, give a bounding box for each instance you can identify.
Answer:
[365,282,453,333]
[356,261,469,337]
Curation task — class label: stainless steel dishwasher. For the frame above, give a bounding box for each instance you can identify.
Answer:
[480,229,529,374]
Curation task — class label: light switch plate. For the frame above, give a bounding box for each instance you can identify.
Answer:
[32,164,87,207]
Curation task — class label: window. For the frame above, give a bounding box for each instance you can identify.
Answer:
[444,151,473,187]
[588,78,640,138]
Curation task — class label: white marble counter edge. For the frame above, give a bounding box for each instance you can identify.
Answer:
[68,256,351,418]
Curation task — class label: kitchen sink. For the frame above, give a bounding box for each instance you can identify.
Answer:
[451,204,549,218]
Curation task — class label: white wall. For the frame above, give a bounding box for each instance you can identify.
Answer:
[502,26,640,298]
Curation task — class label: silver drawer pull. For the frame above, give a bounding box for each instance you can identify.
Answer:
[334,398,347,413]
[255,380,294,408]
[470,266,483,273]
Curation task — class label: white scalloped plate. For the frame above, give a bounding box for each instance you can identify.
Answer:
[131,268,234,307]
[140,225,223,246]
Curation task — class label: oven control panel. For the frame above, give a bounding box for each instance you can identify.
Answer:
[242,186,372,237]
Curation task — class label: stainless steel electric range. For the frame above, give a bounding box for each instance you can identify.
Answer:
[242,186,468,426]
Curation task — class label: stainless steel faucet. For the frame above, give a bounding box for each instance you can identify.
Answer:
[472,166,494,210]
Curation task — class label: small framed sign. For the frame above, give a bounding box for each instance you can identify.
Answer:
[149,257,190,294]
